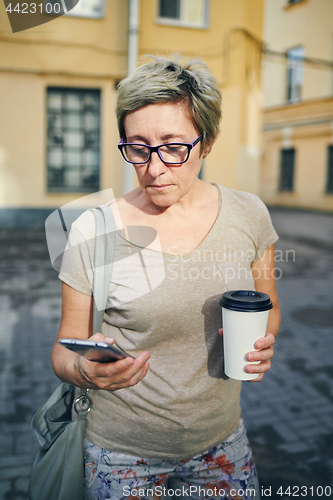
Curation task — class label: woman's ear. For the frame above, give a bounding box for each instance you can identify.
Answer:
[201,140,214,159]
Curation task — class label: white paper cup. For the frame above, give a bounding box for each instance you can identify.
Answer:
[219,290,273,381]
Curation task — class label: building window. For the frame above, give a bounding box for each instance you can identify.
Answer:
[279,148,295,192]
[326,145,333,193]
[286,46,304,103]
[157,0,209,28]
[47,88,101,192]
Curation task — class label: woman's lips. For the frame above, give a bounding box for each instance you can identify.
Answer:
[148,184,172,191]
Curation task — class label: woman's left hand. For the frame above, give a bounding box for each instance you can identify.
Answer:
[218,329,276,383]
[245,332,276,382]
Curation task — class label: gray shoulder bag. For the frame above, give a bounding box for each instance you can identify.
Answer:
[28,205,116,500]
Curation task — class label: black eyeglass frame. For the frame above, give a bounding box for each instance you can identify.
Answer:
[118,135,202,165]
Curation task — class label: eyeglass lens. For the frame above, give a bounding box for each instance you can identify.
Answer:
[122,144,189,164]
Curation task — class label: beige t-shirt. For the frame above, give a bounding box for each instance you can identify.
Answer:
[59,184,278,459]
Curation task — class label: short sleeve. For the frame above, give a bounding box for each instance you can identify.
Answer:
[58,210,96,295]
[253,197,278,262]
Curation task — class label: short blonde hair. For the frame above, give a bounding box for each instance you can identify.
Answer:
[116,55,222,153]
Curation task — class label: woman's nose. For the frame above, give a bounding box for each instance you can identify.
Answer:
[147,151,168,177]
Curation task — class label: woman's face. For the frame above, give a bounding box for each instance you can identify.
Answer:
[123,101,208,208]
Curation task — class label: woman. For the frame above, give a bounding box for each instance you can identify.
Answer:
[52,56,280,500]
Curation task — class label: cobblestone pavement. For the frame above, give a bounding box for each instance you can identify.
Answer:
[0,208,332,499]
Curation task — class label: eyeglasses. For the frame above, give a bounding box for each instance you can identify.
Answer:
[118,135,202,165]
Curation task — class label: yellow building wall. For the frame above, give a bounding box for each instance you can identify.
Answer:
[0,71,122,208]
[262,134,333,211]
[261,0,333,211]
[262,0,333,107]
[0,0,265,211]
[261,98,333,211]
[0,0,128,77]
[0,0,127,208]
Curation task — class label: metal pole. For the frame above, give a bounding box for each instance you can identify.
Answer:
[123,0,140,194]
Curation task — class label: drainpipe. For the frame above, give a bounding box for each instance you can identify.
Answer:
[123,0,140,194]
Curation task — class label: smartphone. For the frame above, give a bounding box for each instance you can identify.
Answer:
[59,338,133,363]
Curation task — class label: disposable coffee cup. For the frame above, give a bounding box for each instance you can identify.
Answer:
[219,290,273,381]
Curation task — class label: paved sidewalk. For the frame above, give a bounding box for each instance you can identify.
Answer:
[241,208,333,498]
[0,208,332,499]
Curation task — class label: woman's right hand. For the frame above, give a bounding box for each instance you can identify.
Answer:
[52,284,150,391]
[73,332,150,391]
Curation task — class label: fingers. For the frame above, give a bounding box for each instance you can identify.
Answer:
[245,357,272,384]
[99,351,150,390]
[74,332,150,390]
[88,332,115,344]
[245,332,276,382]
[248,373,264,383]
[254,332,275,350]
[218,328,223,337]
[247,331,275,363]
[247,345,274,363]
[79,350,150,391]
[113,356,150,390]
[246,358,272,373]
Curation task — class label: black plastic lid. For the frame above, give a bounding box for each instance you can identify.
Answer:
[219,290,273,312]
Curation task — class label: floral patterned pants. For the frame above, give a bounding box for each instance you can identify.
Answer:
[83,419,260,500]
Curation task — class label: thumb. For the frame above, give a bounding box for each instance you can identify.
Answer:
[89,332,115,344]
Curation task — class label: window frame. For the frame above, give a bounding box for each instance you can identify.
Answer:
[287,0,305,5]
[279,148,295,192]
[156,0,209,29]
[286,46,304,104]
[326,145,333,194]
[285,0,309,11]
[46,87,101,193]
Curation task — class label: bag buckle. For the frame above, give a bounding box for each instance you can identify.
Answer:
[74,389,92,414]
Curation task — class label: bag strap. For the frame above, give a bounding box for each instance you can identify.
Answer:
[90,205,116,334]
[74,205,116,411]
